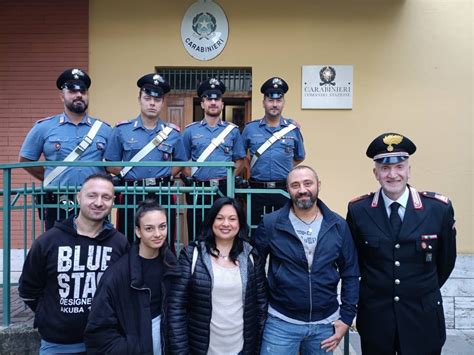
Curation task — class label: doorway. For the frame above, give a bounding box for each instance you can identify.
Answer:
[156,67,253,130]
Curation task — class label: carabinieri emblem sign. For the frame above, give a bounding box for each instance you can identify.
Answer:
[181,0,229,61]
[302,65,353,109]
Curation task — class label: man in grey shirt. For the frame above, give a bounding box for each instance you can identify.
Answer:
[254,165,359,354]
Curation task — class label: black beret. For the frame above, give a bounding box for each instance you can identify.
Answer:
[260,77,289,98]
[56,68,91,90]
[137,73,171,98]
[197,78,226,98]
[366,132,417,164]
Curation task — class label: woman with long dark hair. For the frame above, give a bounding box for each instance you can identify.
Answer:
[169,197,267,355]
[84,199,180,354]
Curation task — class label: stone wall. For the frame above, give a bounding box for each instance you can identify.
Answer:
[441,254,474,329]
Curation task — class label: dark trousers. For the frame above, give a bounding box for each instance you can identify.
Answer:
[39,193,76,230]
[249,182,289,236]
[185,180,227,241]
[359,318,442,355]
[116,190,177,252]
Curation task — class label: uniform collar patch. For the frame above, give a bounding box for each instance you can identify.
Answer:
[409,186,423,209]
[371,189,380,208]
[372,186,423,209]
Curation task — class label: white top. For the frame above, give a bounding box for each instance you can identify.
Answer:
[208,259,244,355]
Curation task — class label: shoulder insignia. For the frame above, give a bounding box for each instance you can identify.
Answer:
[245,119,260,125]
[421,191,450,204]
[287,118,301,129]
[35,115,55,124]
[115,120,131,127]
[90,117,111,127]
[167,122,181,132]
[349,192,373,203]
[185,121,199,129]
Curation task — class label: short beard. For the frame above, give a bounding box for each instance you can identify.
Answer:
[292,192,317,210]
[205,108,222,118]
[66,100,88,114]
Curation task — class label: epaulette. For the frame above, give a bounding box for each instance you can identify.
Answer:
[421,191,450,204]
[167,122,181,132]
[115,120,131,127]
[349,193,373,203]
[225,121,238,127]
[35,115,55,124]
[245,119,260,125]
[185,121,199,129]
[92,118,110,127]
[286,118,301,129]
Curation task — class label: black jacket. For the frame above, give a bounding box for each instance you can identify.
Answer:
[168,241,267,355]
[18,215,128,344]
[347,187,457,355]
[84,243,180,354]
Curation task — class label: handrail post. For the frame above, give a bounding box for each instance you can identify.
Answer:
[226,164,235,198]
[343,331,350,355]
[2,167,11,326]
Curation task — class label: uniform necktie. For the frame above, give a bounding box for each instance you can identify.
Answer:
[390,202,402,237]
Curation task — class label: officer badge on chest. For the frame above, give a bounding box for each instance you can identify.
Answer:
[421,234,437,263]
[96,142,105,151]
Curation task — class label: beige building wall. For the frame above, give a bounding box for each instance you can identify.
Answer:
[89,0,473,252]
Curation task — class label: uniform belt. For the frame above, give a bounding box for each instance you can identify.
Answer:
[249,179,286,189]
[124,176,171,186]
[194,178,226,187]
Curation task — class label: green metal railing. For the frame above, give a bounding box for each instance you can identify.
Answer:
[0,160,350,355]
[0,161,282,325]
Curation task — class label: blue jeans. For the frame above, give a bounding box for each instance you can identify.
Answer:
[40,339,86,354]
[260,314,334,355]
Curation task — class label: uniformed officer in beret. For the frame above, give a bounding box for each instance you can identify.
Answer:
[346,133,457,355]
[19,68,112,230]
[104,73,187,246]
[241,77,305,232]
[182,78,246,239]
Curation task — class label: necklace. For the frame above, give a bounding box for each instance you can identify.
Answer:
[292,208,319,235]
[215,250,230,261]
[218,253,229,261]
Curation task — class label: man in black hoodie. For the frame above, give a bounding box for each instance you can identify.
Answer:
[19,173,129,354]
